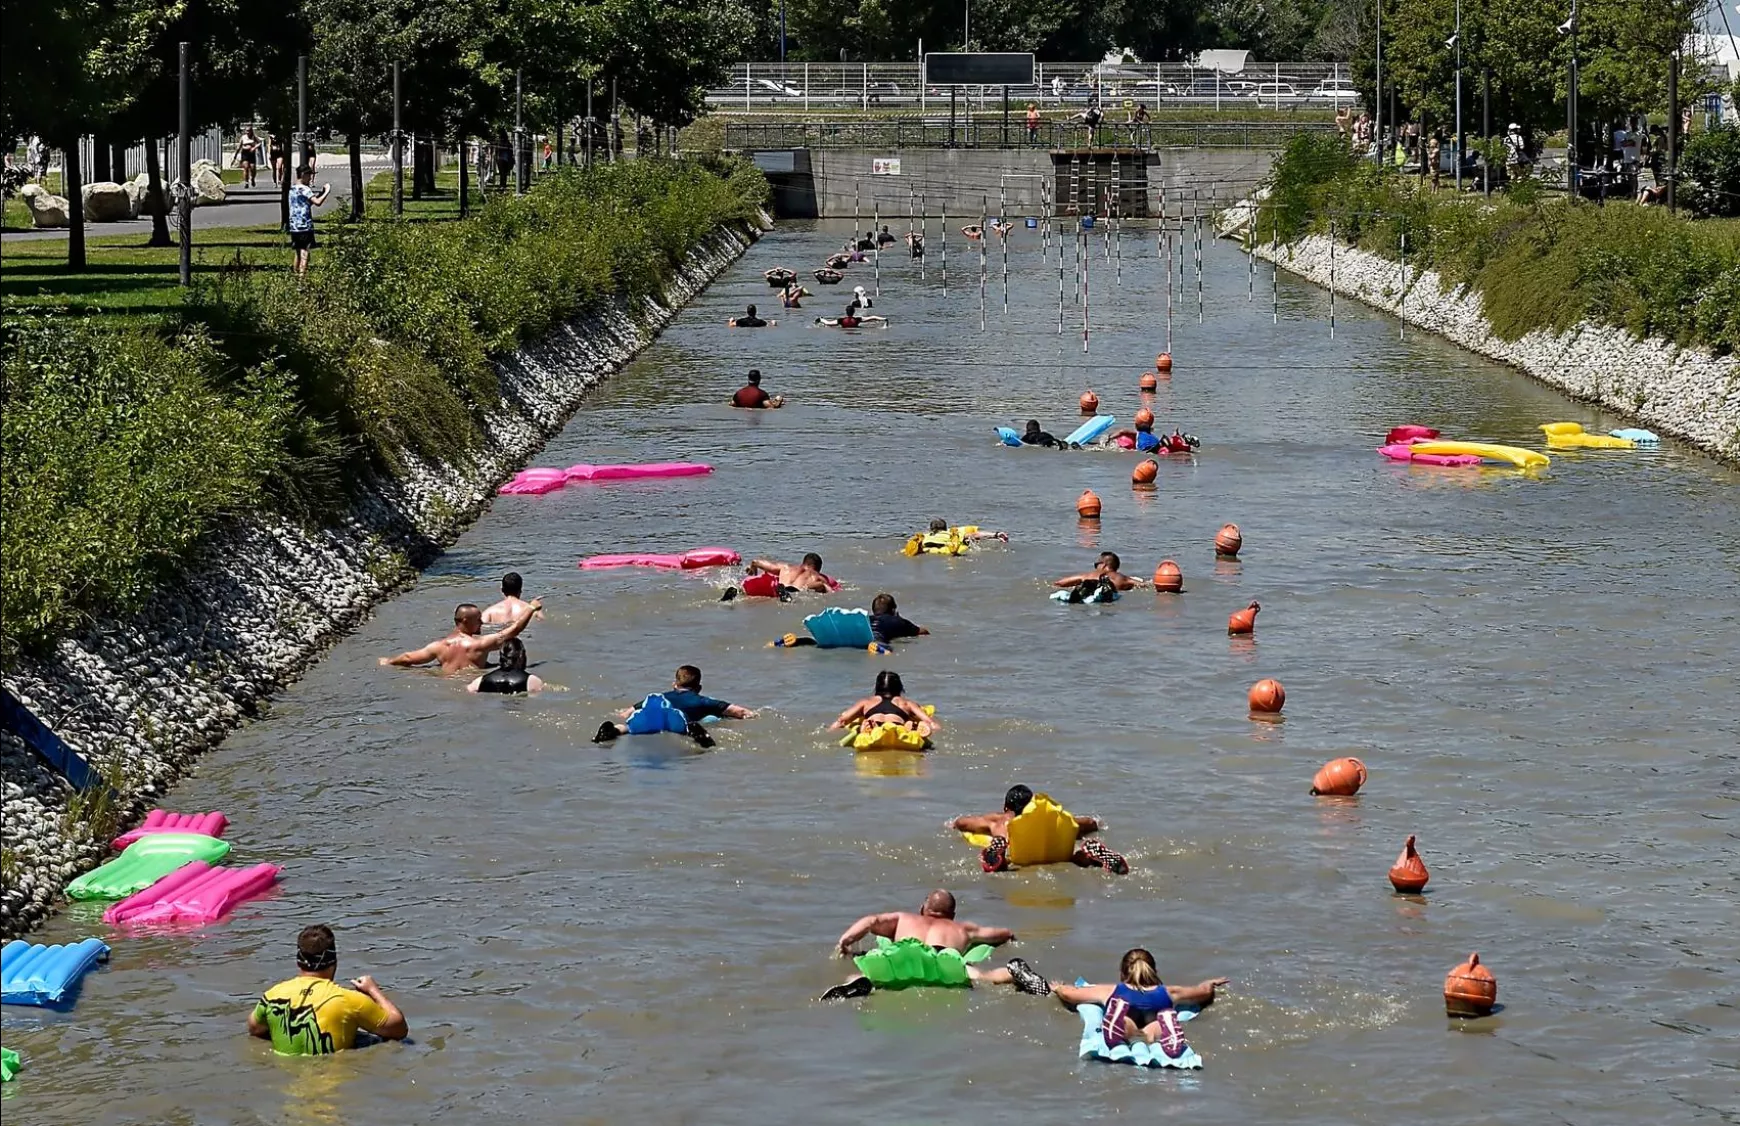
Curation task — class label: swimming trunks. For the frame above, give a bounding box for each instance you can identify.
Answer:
[252,976,389,1056]
[477,667,530,694]
[733,385,772,408]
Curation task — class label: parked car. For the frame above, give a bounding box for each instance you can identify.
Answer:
[755,79,803,99]
[1313,80,1360,101]
[1135,79,1182,98]
[1248,82,1301,101]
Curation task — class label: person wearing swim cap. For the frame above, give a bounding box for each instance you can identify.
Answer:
[868,593,928,645]
[729,303,772,328]
[849,285,873,310]
[876,224,896,246]
[950,783,1128,874]
[482,571,542,627]
[745,552,834,593]
[1051,552,1140,593]
[379,599,541,674]
[466,638,544,695]
[248,925,408,1056]
[592,664,756,748]
[1009,948,1229,1052]
[731,369,784,409]
[829,670,937,739]
[821,889,1029,1000]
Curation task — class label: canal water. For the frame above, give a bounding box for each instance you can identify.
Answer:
[10,216,1738,1125]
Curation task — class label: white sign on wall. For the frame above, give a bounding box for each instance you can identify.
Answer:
[872,157,902,176]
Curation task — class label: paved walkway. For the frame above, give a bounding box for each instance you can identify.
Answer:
[2,156,393,242]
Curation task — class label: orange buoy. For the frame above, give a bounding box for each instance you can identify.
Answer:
[1134,406,1154,428]
[1389,834,1429,893]
[1248,678,1285,713]
[1079,390,1100,414]
[1214,523,1243,558]
[1155,353,1173,373]
[1152,559,1183,592]
[1444,952,1498,1017]
[1076,489,1102,518]
[1310,756,1367,796]
[1132,459,1159,486]
[1139,372,1158,392]
[1227,600,1260,635]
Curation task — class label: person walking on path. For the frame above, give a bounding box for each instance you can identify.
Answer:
[288,166,331,277]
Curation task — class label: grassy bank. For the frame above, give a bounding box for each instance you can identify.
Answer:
[1,157,768,659]
[1252,134,1740,356]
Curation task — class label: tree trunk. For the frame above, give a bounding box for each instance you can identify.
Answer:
[111,139,127,182]
[144,133,171,246]
[459,135,469,219]
[92,135,112,183]
[348,128,364,221]
[63,136,86,271]
[279,120,292,231]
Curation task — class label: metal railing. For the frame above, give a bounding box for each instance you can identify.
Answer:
[724,118,1335,151]
[709,61,1364,113]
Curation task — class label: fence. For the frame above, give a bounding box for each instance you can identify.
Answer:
[709,61,1363,113]
[723,118,1334,151]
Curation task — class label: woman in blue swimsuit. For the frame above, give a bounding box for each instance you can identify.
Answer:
[1010,948,1228,1050]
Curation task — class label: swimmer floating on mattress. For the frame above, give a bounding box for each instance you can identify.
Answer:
[829,670,937,740]
[1052,552,1141,601]
[951,784,1128,874]
[592,664,755,749]
[908,518,1008,554]
[868,593,928,644]
[1014,948,1230,1052]
[821,889,1031,1000]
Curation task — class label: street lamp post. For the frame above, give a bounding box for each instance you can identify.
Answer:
[1375,0,1384,164]
[1453,0,1463,192]
[779,0,786,64]
[964,1,970,49]
[1563,0,1579,197]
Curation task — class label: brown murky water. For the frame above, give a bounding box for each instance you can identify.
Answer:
[8,215,1739,1125]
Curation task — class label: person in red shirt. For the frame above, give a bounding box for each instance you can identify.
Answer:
[730,369,783,409]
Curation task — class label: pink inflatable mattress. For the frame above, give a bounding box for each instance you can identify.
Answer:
[580,548,741,571]
[1378,443,1481,467]
[112,810,229,851]
[102,861,281,926]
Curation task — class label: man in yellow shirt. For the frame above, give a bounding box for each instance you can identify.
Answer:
[248,925,409,1055]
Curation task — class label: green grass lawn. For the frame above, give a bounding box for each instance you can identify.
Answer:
[1,226,290,320]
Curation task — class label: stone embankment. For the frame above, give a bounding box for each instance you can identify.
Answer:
[1218,204,1740,464]
[0,217,768,938]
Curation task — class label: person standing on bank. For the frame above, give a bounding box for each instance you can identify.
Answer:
[289,167,331,277]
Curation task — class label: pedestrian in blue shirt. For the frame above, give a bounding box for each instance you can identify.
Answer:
[288,166,331,277]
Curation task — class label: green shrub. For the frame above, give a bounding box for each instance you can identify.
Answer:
[1678,126,1740,218]
[1,316,293,657]
[2,156,768,657]
[1252,143,1740,355]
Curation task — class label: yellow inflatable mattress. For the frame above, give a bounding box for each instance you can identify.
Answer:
[960,793,1080,866]
[1409,441,1549,469]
